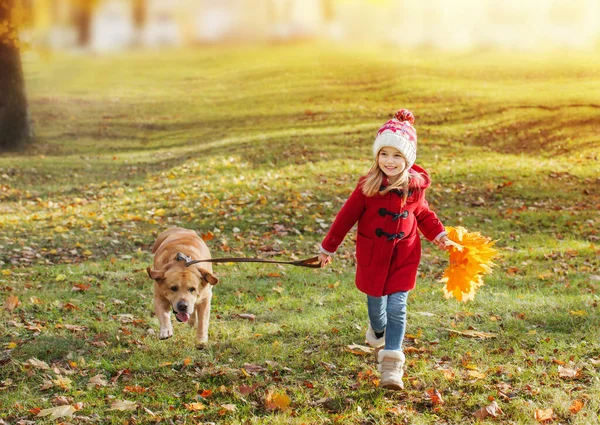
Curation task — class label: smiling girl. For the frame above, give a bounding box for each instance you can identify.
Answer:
[317,109,449,390]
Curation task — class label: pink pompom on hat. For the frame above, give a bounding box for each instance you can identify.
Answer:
[372,109,417,168]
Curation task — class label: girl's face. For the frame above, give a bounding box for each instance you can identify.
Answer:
[378,147,406,181]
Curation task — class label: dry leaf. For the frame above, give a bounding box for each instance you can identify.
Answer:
[3,295,19,312]
[110,400,137,411]
[445,329,497,339]
[569,399,584,414]
[234,313,256,321]
[185,402,205,411]
[87,374,108,388]
[27,358,50,370]
[265,391,291,411]
[36,405,76,419]
[220,404,237,412]
[467,370,486,380]
[535,408,554,422]
[347,344,374,355]
[238,383,260,395]
[558,365,581,379]
[472,401,503,420]
[425,388,444,405]
[53,376,72,390]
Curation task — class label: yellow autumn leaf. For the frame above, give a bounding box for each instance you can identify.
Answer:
[4,295,19,311]
[1,269,11,276]
[7,342,17,349]
[467,370,486,380]
[110,400,137,411]
[440,226,498,302]
[55,274,66,282]
[535,408,554,422]
[37,405,77,419]
[265,391,291,411]
[185,402,205,411]
[53,376,72,390]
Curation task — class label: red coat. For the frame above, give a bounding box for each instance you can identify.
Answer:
[321,164,444,296]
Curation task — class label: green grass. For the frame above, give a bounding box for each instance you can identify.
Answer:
[1,44,599,424]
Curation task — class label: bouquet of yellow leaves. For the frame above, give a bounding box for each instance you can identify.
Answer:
[440,226,498,302]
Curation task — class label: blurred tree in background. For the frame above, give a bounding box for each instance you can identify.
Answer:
[0,0,32,151]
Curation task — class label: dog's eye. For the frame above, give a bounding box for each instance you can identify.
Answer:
[170,286,178,292]
[189,288,196,293]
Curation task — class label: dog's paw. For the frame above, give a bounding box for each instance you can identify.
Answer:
[159,328,173,339]
[195,339,208,350]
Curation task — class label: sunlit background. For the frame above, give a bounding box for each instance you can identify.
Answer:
[16,0,600,51]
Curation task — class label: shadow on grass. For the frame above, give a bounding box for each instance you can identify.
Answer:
[8,334,88,363]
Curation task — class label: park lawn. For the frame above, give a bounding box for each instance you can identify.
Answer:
[0,44,599,424]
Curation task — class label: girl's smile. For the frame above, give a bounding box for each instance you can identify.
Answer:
[378,147,406,182]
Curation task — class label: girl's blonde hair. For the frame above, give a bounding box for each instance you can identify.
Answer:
[361,152,424,204]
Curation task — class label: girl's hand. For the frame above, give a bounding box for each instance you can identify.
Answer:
[434,235,450,251]
[318,253,332,267]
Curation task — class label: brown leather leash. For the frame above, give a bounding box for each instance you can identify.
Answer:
[176,252,321,269]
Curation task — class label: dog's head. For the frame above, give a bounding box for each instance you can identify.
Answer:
[147,264,218,323]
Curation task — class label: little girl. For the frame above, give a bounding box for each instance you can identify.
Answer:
[318,108,449,390]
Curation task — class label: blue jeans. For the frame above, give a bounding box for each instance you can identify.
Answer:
[367,291,409,351]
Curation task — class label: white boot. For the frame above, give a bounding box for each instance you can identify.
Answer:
[377,349,405,390]
[365,324,385,348]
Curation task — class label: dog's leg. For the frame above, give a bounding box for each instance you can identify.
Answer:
[188,310,196,328]
[154,297,173,339]
[195,294,212,346]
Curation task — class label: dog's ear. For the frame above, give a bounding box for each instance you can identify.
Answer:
[147,266,165,281]
[199,268,219,285]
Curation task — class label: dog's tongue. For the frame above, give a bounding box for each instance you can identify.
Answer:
[176,312,190,323]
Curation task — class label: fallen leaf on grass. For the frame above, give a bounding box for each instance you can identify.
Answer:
[347,344,373,355]
[110,400,137,411]
[3,295,19,312]
[219,404,237,414]
[36,405,77,419]
[265,391,291,412]
[87,374,108,388]
[570,399,584,414]
[233,313,256,321]
[185,402,205,411]
[445,329,497,339]
[242,363,266,374]
[472,401,503,420]
[534,408,553,422]
[387,405,407,416]
[467,370,486,380]
[238,383,260,395]
[424,388,444,406]
[27,358,50,370]
[53,376,72,390]
[558,365,581,379]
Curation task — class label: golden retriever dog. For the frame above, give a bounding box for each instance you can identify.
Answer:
[147,227,218,345]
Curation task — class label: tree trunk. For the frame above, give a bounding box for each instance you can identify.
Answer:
[75,4,92,46]
[0,0,33,151]
[133,0,146,30]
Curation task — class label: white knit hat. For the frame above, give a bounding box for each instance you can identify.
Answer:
[373,109,417,168]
